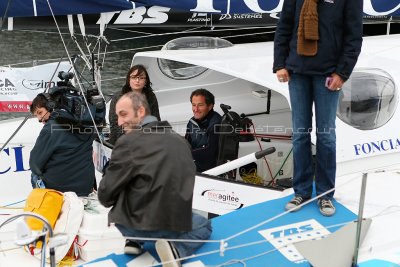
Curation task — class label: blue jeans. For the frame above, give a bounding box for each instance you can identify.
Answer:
[288,74,339,199]
[115,213,212,258]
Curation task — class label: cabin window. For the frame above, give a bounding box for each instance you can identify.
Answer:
[157,36,233,80]
[158,59,208,80]
[336,69,398,130]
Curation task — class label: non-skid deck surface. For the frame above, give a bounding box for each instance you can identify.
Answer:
[83,194,387,267]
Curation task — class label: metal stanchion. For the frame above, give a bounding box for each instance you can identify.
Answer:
[352,173,368,267]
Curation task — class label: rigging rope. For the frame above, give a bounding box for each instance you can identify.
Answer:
[0,0,13,31]
[45,0,105,150]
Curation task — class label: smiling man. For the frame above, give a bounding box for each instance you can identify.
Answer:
[185,88,222,172]
[98,91,212,267]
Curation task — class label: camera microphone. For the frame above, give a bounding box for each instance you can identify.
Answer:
[220,104,231,110]
[58,71,74,81]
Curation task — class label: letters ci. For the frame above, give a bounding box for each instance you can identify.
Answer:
[0,146,29,174]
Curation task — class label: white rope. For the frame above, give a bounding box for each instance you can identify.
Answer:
[67,15,74,36]
[1,205,399,265]
[109,26,273,42]
[77,14,86,37]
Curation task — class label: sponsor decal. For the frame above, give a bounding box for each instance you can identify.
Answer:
[0,62,70,112]
[92,141,111,172]
[100,6,170,25]
[0,78,17,96]
[0,101,31,112]
[354,138,400,156]
[0,78,15,88]
[188,13,211,22]
[200,189,244,210]
[259,219,330,263]
[22,79,55,90]
[219,13,263,20]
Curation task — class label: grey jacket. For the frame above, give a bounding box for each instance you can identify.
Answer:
[98,119,196,232]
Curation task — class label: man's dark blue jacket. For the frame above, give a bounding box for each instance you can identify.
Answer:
[273,0,363,81]
[185,110,222,173]
[30,117,95,196]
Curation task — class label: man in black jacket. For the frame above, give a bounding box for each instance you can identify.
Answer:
[29,94,96,196]
[273,0,363,216]
[185,89,222,172]
[98,92,212,267]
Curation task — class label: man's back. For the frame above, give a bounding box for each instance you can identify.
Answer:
[99,120,196,232]
[29,118,95,196]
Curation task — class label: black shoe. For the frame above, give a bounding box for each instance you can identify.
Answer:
[155,239,182,267]
[124,239,143,255]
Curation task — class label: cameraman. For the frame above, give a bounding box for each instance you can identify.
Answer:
[29,92,96,196]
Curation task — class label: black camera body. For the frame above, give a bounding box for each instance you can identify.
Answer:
[48,71,106,129]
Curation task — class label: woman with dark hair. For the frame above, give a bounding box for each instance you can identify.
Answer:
[108,64,161,145]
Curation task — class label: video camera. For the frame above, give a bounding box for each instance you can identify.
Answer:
[48,71,106,129]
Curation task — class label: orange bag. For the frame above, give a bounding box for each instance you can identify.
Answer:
[23,188,64,231]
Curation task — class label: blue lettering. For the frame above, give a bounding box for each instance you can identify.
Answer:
[371,141,381,153]
[270,224,314,239]
[13,146,29,172]
[270,230,282,239]
[354,144,362,156]
[284,228,299,236]
[380,140,389,151]
[102,155,109,168]
[362,143,371,154]
[389,139,395,150]
[0,148,11,174]
[354,138,400,156]
[299,224,313,232]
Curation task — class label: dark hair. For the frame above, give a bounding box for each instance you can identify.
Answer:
[30,94,48,114]
[121,64,152,95]
[190,88,215,105]
[120,91,151,116]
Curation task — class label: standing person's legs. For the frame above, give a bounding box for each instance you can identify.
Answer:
[313,75,340,199]
[286,74,314,211]
[313,75,340,216]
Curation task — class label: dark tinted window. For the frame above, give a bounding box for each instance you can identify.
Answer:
[158,37,232,80]
[337,69,398,130]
